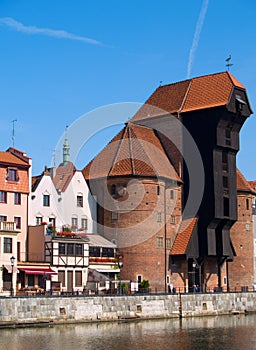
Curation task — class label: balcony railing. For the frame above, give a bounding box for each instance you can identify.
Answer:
[89,257,118,263]
[0,221,17,232]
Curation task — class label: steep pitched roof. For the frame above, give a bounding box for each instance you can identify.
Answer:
[0,151,29,167]
[53,161,76,192]
[31,166,51,192]
[237,169,256,194]
[249,180,256,191]
[131,72,248,122]
[170,217,198,255]
[83,122,181,182]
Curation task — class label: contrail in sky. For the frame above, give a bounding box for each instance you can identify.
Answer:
[0,17,102,45]
[187,0,209,78]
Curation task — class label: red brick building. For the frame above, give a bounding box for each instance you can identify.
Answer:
[83,71,254,293]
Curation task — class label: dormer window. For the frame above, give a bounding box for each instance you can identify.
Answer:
[236,95,246,112]
[6,168,19,182]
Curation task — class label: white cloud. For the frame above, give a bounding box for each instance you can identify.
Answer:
[0,17,102,45]
[187,0,209,78]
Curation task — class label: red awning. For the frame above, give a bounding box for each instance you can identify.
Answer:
[18,268,57,275]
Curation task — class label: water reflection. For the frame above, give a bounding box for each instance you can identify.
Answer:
[1,315,256,350]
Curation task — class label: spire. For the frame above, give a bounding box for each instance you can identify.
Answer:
[63,126,70,165]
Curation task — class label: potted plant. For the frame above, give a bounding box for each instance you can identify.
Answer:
[139,280,150,293]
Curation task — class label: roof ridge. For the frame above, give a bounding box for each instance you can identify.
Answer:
[127,124,136,174]
[226,71,246,90]
[108,127,127,176]
[178,79,192,113]
[161,71,226,89]
[130,123,159,177]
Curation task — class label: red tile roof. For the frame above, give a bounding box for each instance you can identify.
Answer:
[83,123,181,182]
[0,151,29,166]
[249,180,256,191]
[53,162,76,192]
[237,169,256,194]
[132,72,247,122]
[0,148,30,193]
[170,217,198,255]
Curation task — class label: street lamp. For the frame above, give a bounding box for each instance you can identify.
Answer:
[192,261,196,293]
[118,255,123,294]
[10,256,15,297]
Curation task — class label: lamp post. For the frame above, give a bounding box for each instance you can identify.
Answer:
[118,255,123,294]
[10,256,15,297]
[192,261,196,293]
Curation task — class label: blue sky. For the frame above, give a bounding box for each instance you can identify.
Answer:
[0,0,256,179]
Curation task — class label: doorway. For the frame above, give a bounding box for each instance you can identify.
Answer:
[67,270,73,292]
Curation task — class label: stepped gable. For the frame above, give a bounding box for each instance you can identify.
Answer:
[53,161,76,192]
[131,72,248,122]
[170,217,198,255]
[237,169,256,194]
[83,122,181,182]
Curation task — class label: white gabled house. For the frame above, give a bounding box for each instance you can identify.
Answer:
[29,133,96,234]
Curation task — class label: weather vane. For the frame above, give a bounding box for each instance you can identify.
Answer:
[225,55,233,71]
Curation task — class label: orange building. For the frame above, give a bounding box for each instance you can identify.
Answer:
[0,147,31,295]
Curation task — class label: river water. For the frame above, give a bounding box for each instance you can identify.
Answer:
[1,314,256,350]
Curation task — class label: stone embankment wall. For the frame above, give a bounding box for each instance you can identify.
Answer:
[0,293,256,327]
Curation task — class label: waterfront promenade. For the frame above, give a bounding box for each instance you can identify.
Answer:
[1,291,256,328]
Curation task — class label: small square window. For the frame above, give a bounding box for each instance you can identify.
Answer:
[36,216,42,225]
[75,244,83,256]
[6,168,19,182]
[67,243,74,255]
[111,211,118,220]
[4,237,12,253]
[0,191,7,203]
[166,238,171,250]
[14,192,21,205]
[14,216,21,229]
[81,218,88,230]
[43,194,50,207]
[77,195,83,207]
[157,237,163,248]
